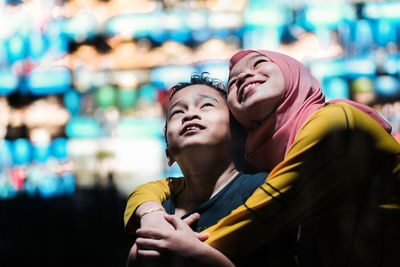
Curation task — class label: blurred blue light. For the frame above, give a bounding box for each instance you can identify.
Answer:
[198,61,229,84]
[38,173,59,198]
[374,76,399,96]
[363,2,400,21]
[383,55,399,76]
[60,173,75,195]
[353,20,374,54]
[138,84,157,103]
[345,57,376,78]
[0,140,13,169]
[32,144,51,163]
[0,69,18,95]
[27,66,71,95]
[375,19,397,47]
[168,28,191,43]
[64,89,81,115]
[323,77,350,101]
[28,30,47,61]
[150,65,196,88]
[303,3,355,30]
[116,117,163,138]
[63,11,97,41]
[5,33,26,63]
[66,116,101,138]
[12,139,31,165]
[310,59,346,79]
[106,13,158,37]
[51,138,69,160]
[191,28,212,43]
[244,4,287,27]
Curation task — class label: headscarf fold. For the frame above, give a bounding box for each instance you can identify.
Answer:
[229,50,392,171]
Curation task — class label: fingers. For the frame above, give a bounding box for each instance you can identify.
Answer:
[182,213,200,226]
[137,248,162,261]
[136,227,165,239]
[136,237,165,250]
[137,249,162,258]
[164,214,182,230]
[195,232,209,241]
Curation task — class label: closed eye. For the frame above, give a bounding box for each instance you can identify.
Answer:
[201,103,213,108]
[169,109,183,120]
[254,59,267,67]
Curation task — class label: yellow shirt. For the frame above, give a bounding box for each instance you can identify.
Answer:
[125,103,400,266]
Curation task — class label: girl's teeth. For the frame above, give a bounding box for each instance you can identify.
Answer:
[244,83,258,93]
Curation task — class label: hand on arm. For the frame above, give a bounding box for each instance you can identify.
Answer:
[136,214,234,267]
[125,178,184,234]
[129,207,209,266]
[136,201,173,230]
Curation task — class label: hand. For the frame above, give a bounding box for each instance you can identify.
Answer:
[141,212,208,241]
[136,214,209,261]
[138,211,207,258]
[136,215,232,267]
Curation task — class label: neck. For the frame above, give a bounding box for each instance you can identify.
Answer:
[174,145,240,214]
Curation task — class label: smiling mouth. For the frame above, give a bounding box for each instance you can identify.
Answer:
[180,123,205,135]
[238,82,262,103]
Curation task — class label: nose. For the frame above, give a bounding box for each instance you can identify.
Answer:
[182,109,200,123]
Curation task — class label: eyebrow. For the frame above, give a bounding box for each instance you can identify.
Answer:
[197,94,219,103]
[168,93,219,113]
[168,99,183,114]
[228,54,266,84]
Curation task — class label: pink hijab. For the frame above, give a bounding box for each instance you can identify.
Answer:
[229,50,392,171]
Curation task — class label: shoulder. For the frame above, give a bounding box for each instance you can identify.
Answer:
[296,103,356,142]
[231,172,268,197]
[238,172,268,185]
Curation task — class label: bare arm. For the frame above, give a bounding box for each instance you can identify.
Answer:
[124,178,185,234]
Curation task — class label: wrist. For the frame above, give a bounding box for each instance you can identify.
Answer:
[139,207,166,219]
[134,201,165,221]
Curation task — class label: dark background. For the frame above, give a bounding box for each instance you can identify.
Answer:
[0,187,133,267]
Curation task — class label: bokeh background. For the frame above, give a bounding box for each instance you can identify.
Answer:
[1,0,400,266]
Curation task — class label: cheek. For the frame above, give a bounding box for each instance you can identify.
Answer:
[227,96,241,119]
[215,117,232,139]
[270,68,285,96]
[166,122,178,139]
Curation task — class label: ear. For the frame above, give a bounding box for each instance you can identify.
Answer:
[165,147,175,166]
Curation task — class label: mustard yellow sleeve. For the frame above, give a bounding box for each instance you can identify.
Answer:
[124,177,185,233]
[202,103,400,263]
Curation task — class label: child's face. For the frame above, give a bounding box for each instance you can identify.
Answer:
[166,84,231,158]
[227,52,285,124]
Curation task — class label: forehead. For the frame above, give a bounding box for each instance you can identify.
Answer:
[169,84,225,105]
[229,52,269,78]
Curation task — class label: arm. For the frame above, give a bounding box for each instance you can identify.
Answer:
[202,103,400,261]
[127,213,209,267]
[136,214,234,267]
[124,178,185,234]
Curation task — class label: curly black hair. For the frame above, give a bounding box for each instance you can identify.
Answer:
[168,72,226,100]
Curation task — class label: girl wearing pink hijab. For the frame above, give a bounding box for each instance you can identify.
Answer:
[125,50,400,266]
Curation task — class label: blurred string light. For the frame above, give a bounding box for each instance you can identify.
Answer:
[1,0,400,199]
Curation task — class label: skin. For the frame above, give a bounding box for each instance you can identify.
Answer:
[166,85,239,217]
[129,84,237,267]
[227,52,285,125]
[130,59,285,263]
